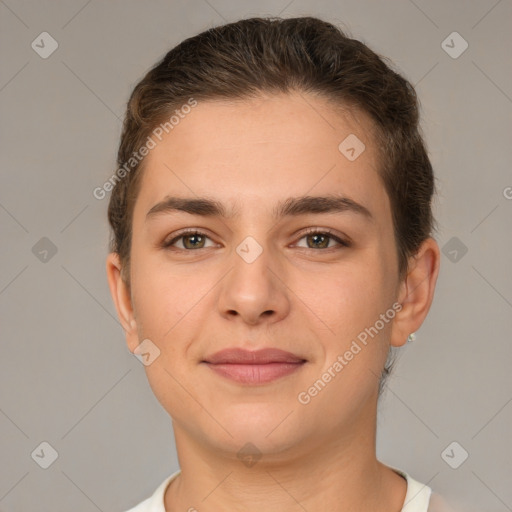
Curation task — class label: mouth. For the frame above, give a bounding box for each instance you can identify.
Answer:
[202,348,307,385]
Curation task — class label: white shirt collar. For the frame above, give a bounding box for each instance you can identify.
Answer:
[126,467,432,512]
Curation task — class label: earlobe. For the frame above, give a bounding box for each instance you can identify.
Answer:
[105,253,139,352]
[390,238,441,348]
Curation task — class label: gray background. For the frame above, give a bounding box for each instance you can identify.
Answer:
[1,0,511,510]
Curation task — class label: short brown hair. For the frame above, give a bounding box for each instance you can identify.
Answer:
[107,16,438,394]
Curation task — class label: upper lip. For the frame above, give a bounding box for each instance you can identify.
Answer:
[203,348,306,365]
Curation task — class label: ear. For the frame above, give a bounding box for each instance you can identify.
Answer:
[390,237,441,347]
[106,252,140,353]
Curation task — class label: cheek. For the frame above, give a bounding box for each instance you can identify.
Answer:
[298,255,395,381]
[306,262,387,331]
[130,254,220,385]
[132,264,206,421]
[131,251,203,333]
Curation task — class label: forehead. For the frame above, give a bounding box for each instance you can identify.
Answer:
[133,92,390,224]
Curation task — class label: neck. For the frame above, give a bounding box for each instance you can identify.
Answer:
[164,396,407,512]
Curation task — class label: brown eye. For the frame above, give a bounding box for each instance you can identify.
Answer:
[162,230,213,250]
[295,229,350,250]
[306,233,330,249]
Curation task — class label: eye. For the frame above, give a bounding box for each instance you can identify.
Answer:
[294,228,350,250]
[161,230,216,250]
[161,228,351,252]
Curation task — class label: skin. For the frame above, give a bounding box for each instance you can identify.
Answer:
[106,91,440,512]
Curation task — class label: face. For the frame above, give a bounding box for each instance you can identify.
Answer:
[111,92,412,460]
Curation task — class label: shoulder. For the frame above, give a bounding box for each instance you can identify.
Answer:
[397,470,432,511]
[389,466,464,512]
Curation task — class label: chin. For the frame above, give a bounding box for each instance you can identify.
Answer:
[211,406,311,454]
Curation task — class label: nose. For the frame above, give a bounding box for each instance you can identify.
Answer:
[216,236,291,326]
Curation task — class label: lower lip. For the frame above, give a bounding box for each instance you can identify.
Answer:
[204,362,305,384]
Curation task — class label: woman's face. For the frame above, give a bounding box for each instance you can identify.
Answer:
[111,92,419,459]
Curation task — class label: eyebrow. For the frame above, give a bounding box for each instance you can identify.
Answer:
[145,194,374,222]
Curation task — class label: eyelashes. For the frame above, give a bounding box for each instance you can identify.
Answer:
[161,230,215,251]
[161,228,351,252]
[296,228,351,250]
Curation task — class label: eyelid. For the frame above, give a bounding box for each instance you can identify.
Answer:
[161,228,218,249]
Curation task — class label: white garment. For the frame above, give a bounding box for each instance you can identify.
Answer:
[124,467,446,512]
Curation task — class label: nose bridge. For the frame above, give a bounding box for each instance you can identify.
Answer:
[231,232,274,294]
[217,228,289,323]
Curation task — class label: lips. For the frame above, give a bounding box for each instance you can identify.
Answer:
[202,348,306,384]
